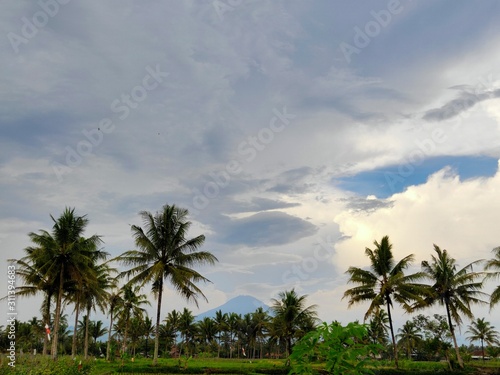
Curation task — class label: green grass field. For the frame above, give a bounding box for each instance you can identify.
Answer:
[1,355,500,374]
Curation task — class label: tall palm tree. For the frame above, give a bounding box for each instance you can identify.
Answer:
[21,208,104,359]
[397,321,422,359]
[466,318,499,361]
[484,246,500,309]
[420,245,487,368]
[270,289,318,357]
[343,235,426,368]
[116,204,218,365]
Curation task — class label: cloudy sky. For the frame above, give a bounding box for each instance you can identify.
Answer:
[2,1,500,342]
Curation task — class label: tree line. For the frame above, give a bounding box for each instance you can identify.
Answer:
[343,235,500,369]
[6,205,500,370]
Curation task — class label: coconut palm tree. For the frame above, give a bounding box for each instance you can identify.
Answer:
[197,317,217,346]
[484,246,500,309]
[214,310,228,357]
[226,312,241,358]
[81,260,115,359]
[116,284,150,355]
[116,204,218,365]
[270,289,318,357]
[178,307,197,356]
[8,256,57,355]
[90,320,108,355]
[252,307,270,358]
[397,321,422,359]
[367,309,389,346]
[419,245,488,368]
[20,208,104,359]
[106,289,123,360]
[466,318,499,361]
[343,235,427,368]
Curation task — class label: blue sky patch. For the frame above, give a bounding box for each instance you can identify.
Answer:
[336,155,499,198]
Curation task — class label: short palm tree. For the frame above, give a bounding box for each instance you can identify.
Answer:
[343,235,426,368]
[484,246,500,309]
[116,284,150,355]
[270,289,318,356]
[179,307,197,356]
[9,256,57,355]
[367,309,389,346]
[420,245,488,368]
[116,204,218,365]
[397,321,422,359]
[106,289,123,360]
[466,318,499,361]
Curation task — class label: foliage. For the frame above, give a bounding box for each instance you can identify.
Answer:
[343,236,427,368]
[270,289,318,356]
[116,203,218,364]
[0,356,94,375]
[419,245,488,368]
[484,246,500,309]
[289,321,382,375]
[466,317,500,360]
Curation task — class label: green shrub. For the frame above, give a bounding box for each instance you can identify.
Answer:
[289,322,383,375]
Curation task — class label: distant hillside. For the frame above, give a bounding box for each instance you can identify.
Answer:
[195,295,270,320]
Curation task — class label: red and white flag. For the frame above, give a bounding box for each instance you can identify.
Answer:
[45,324,51,341]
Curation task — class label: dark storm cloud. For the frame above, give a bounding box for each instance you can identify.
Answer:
[220,211,318,247]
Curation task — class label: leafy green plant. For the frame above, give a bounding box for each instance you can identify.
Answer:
[289,321,382,375]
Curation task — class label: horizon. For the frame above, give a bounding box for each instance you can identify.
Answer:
[1,0,500,350]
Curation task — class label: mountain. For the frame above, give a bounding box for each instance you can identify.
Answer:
[195,295,270,320]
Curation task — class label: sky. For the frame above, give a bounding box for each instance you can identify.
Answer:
[1,0,500,344]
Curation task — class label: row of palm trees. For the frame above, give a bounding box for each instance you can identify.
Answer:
[12,204,218,365]
[11,204,319,363]
[343,236,500,369]
[10,204,500,368]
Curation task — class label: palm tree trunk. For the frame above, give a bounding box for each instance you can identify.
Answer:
[106,311,114,361]
[51,266,64,360]
[386,299,399,369]
[445,302,464,368]
[43,292,51,356]
[153,279,163,365]
[84,309,90,359]
[72,297,80,357]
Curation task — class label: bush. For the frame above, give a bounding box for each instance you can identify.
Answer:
[289,322,383,375]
